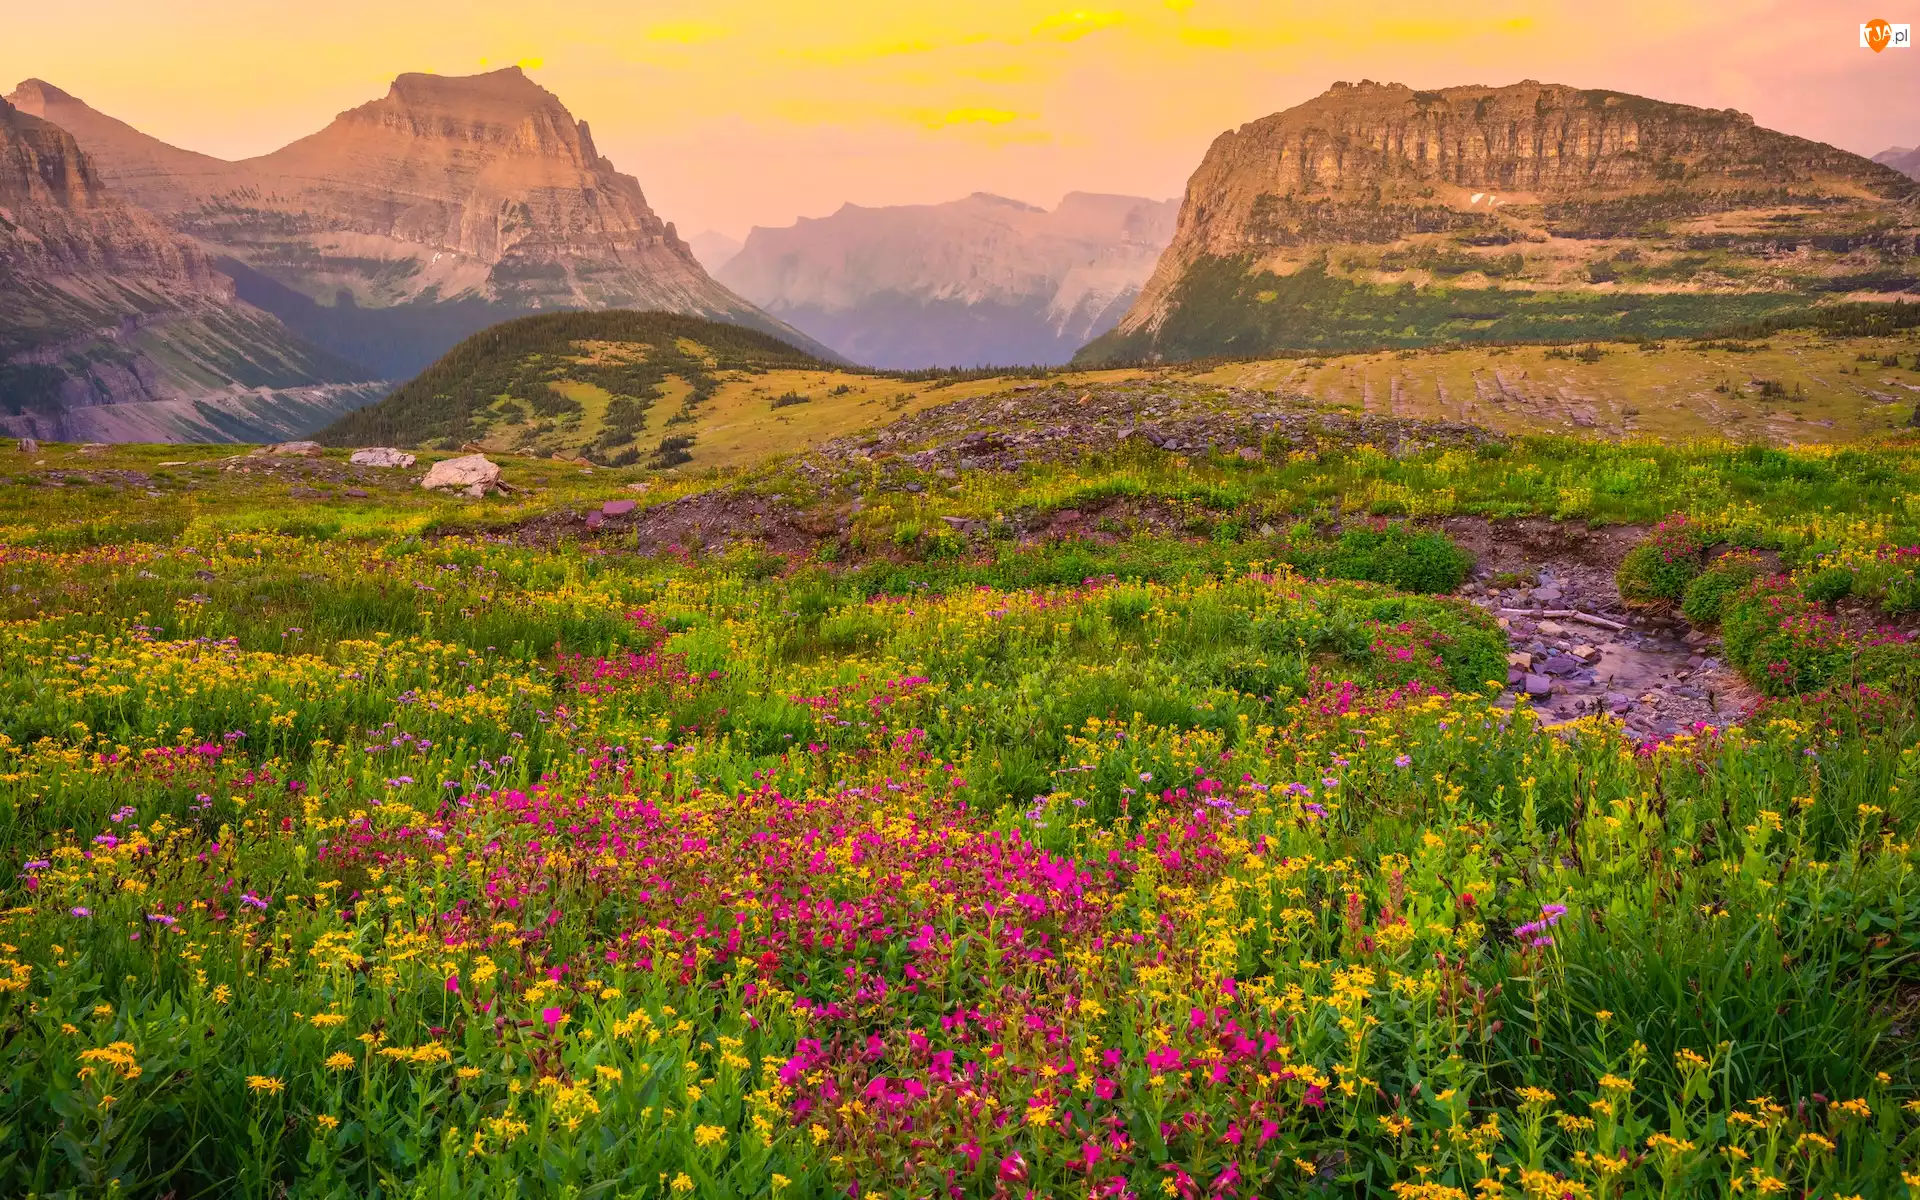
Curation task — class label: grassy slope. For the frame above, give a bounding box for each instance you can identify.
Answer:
[1191,331,1920,444]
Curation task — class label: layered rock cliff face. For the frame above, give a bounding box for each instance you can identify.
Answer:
[719,191,1177,367]
[8,69,832,378]
[1081,81,1920,363]
[0,96,376,438]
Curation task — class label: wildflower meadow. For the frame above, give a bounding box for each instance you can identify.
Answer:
[0,428,1917,1199]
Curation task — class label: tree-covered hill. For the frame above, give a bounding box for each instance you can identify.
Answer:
[316,310,832,454]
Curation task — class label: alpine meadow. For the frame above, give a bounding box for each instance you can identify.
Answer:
[4,8,1920,1200]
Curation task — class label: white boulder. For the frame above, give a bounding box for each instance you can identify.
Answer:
[421,454,502,497]
[350,447,416,468]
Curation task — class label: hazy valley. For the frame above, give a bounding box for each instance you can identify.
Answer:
[718,191,1178,368]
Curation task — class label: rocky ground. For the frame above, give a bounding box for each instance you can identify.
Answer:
[807,379,1503,474]
[1447,518,1757,742]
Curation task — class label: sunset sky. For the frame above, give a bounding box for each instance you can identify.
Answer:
[7,1,1918,238]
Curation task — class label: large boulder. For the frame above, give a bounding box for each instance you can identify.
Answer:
[15,437,36,454]
[254,440,323,457]
[421,454,502,497]
[350,447,416,468]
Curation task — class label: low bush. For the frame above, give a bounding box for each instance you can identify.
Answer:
[1801,565,1857,604]
[1721,575,1918,696]
[1284,520,1472,594]
[1616,512,1712,606]
[1680,551,1766,625]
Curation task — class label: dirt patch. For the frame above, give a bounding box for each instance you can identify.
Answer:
[1440,517,1650,575]
[469,491,830,556]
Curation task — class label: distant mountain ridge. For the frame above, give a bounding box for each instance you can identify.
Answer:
[0,95,381,442]
[1080,80,1920,364]
[6,69,836,380]
[1873,144,1920,181]
[719,191,1178,367]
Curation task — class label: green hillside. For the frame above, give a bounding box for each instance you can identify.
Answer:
[316,310,831,461]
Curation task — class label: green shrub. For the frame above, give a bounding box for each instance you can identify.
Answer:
[1288,521,1472,594]
[1617,513,1711,606]
[1888,572,1920,616]
[1801,566,1856,605]
[1679,552,1766,626]
[1854,637,1920,699]
[1721,577,1853,696]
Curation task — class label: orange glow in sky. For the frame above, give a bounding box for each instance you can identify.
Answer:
[7,1,1917,237]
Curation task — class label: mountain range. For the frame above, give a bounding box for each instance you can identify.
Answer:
[1080,80,1920,364]
[717,191,1178,367]
[9,69,1920,441]
[0,95,385,441]
[5,69,831,387]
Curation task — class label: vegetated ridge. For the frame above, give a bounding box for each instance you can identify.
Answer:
[1079,79,1920,364]
[317,310,830,461]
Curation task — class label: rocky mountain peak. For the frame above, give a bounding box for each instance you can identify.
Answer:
[1080,79,1920,365]
[9,79,77,108]
[322,67,601,167]
[0,96,106,209]
[6,76,234,213]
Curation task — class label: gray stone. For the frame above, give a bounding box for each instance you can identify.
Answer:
[602,499,637,516]
[585,511,605,529]
[1524,673,1553,697]
[350,447,416,468]
[256,440,322,457]
[15,438,36,454]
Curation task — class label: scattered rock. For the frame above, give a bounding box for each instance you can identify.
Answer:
[1507,652,1533,669]
[421,454,503,497]
[344,488,369,498]
[350,447,416,468]
[585,512,606,529]
[1571,643,1596,660]
[78,443,108,454]
[1537,620,1567,637]
[15,438,36,454]
[1524,673,1553,697]
[255,441,322,457]
[602,499,637,516]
